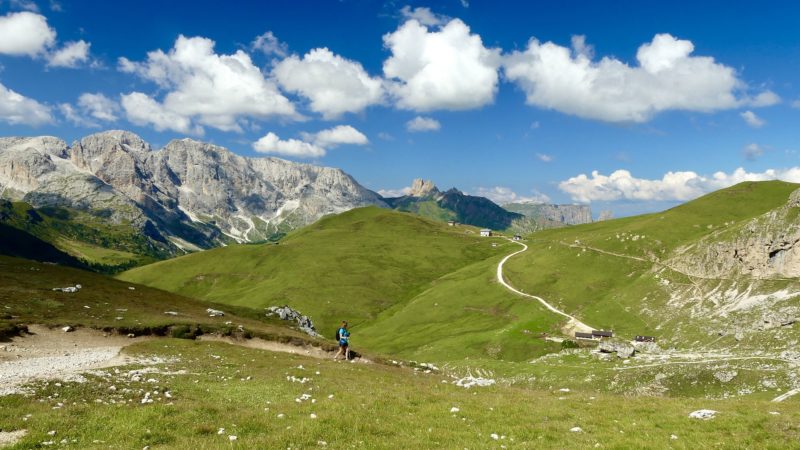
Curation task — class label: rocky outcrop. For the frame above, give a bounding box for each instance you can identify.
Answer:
[265,306,321,338]
[0,131,386,253]
[503,202,592,226]
[669,188,800,279]
[408,178,438,197]
[598,340,636,358]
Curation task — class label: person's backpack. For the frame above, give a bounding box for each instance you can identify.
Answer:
[334,328,340,341]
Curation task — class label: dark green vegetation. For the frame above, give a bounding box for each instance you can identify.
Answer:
[0,255,322,346]
[385,188,523,230]
[0,200,169,273]
[1,338,798,449]
[0,223,87,269]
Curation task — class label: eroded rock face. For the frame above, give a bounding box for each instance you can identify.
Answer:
[669,188,800,279]
[0,130,386,252]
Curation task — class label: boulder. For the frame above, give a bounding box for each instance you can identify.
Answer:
[598,340,636,358]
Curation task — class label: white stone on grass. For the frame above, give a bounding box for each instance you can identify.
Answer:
[570,427,583,433]
[688,409,717,420]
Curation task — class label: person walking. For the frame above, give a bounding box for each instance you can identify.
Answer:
[333,321,350,361]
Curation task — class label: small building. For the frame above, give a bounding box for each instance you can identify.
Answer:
[574,332,596,340]
[513,234,522,241]
[480,229,492,237]
[591,329,613,339]
[447,220,457,226]
[634,335,655,342]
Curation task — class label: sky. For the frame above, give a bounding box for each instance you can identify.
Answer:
[1,0,800,217]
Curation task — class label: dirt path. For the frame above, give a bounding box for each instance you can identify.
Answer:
[497,239,593,334]
[198,335,370,363]
[0,325,149,396]
[1,326,367,397]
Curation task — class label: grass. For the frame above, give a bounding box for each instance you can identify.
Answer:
[119,207,507,335]
[0,255,327,347]
[503,181,800,346]
[0,200,170,271]
[0,338,798,449]
[119,181,800,362]
[357,251,564,362]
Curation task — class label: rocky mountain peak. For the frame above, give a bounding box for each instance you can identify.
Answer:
[409,178,439,197]
[0,130,387,253]
[78,130,151,153]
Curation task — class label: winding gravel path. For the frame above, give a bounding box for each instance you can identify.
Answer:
[497,239,593,334]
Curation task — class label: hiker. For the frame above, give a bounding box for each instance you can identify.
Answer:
[333,321,350,360]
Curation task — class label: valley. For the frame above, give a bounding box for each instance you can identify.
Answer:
[2,179,800,448]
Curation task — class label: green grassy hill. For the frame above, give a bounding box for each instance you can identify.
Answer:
[121,181,800,363]
[0,255,321,345]
[0,200,169,272]
[503,181,800,348]
[119,207,510,336]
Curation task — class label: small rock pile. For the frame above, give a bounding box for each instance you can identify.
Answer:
[265,306,321,338]
[52,284,81,293]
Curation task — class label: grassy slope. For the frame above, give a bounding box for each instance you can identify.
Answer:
[0,223,87,269]
[357,250,564,362]
[0,200,163,270]
[119,207,507,335]
[503,181,800,342]
[1,338,798,449]
[0,255,321,346]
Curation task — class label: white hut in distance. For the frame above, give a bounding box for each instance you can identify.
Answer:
[480,229,492,237]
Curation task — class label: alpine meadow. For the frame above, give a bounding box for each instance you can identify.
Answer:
[2,1,800,449]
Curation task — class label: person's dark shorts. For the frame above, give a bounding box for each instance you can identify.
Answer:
[339,342,348,348]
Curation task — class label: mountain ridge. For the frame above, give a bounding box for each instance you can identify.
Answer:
[0,130,386,259]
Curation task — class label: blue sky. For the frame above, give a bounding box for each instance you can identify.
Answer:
[1,0,799,217]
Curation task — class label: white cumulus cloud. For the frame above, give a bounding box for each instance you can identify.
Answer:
[47,39,90,67]
[59,92,119,127]
[504,33,778,123]
[377,186,412,198]
[120,92,201,135]
[559,167,800,203]
[251,31,288,57]
[0,11,55,56]
[119,35,297,133]
[536,153,553,162]
[383,17,501,111]
[302,125,368,148]
[273,47,384,119]
[254,125,368,158]
[740,110,764,128]
[252,132,325,158]
[473,186,550,205]
[0,81,53,125]
[399,6,448,26]
[406,116,440,132]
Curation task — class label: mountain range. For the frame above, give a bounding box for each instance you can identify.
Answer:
[0,131,385,263]
[0,132,595,269]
